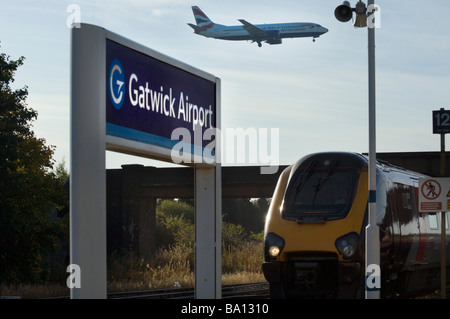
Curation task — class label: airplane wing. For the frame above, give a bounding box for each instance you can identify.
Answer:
[238,19,267,39]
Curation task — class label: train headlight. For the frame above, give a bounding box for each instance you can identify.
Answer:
[335,232,359,260]
[264,232,285,260]
[268,246,280,257]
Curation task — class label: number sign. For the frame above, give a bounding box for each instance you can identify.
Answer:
[433,109,450,134]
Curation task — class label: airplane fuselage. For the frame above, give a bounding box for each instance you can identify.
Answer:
[188,6,328,47]
[200,23,327,42]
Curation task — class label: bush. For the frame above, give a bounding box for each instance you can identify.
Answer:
[156,200,194,248]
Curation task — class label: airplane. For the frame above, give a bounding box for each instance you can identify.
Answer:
[188,6,328,47]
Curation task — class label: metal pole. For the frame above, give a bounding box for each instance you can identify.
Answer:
[194,166,221,298]
[70,24,107,299]
[365,0,380,299]
[194,78,222,299]
[441,129,446,299]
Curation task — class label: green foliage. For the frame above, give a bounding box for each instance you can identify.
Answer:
[0,49,67,285]
[149,198,267,288]
[222,198,268,233]
[155,199,266,250]
[156,200,195,248]
[222,222,248,248]
[157,199,194,223]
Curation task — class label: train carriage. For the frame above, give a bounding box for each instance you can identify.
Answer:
[262,152,450,298]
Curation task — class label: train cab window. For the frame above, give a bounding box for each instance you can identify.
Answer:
[282,157,360,222]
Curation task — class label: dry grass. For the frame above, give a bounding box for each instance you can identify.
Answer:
[1,241,265,298]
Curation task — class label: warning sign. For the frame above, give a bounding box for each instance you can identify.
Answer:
[420,202,442,211]
[421,179,441,200]
[419,177,450,212]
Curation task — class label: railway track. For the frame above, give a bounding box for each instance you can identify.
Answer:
[43,282,269,299]
[43,281,450,299]
[108,282,269,299]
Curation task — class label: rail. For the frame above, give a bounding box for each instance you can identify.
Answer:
[42,282,269,299]
[109,282,269,299]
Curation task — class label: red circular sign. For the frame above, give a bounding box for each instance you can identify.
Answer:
[421,179,441,200]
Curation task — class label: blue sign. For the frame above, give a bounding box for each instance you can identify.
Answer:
[106,40,216,157]
[108,59,125,110]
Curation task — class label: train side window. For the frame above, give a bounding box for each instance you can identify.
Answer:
[428,214,438,230]
[392,184,414,230]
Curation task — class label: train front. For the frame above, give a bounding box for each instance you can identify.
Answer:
[262,152,368,298]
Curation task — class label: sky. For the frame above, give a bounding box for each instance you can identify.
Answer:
[1,0,450,171]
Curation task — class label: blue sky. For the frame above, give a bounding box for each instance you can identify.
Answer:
[1,0,450,170]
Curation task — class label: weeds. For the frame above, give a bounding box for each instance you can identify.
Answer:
[107,239,264,293]
[0,239,264,298]
[1,199,267,298]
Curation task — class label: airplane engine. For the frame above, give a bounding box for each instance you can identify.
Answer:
[266,38,282,45]
[265,30,282,45]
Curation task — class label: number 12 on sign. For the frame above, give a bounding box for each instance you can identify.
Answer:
[433,109,450,134]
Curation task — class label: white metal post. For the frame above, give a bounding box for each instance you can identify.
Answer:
[70,24,107,299]
[194,77,221,299]
[365,0,380,299]
[195,166,222,299]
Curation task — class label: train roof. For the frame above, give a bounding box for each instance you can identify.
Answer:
[289,151,429,182]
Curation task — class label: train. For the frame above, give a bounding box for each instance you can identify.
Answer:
[262,152,450,298]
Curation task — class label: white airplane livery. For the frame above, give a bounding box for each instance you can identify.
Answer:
[188,6,328,47]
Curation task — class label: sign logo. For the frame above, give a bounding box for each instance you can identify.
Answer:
[108,59,125,109]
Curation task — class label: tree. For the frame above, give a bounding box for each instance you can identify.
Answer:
[222,198,267,233]
[0,49,66,284]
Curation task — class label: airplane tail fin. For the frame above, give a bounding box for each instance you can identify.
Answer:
[191,6,214,29]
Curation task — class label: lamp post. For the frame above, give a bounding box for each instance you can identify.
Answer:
[335,0,380,299]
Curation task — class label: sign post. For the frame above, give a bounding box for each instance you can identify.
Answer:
[71,24,221,298]
[71,24,107,299]
[432,108,449,299]
[365,0,380,299]
[419,177,450,299]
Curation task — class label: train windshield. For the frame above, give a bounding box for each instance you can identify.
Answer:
[283,157,361,222]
